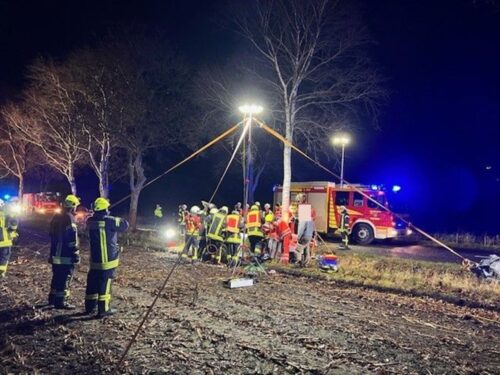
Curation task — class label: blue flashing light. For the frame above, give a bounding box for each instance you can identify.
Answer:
[392,185,401,193]
[3,194,11,200]
[370,185,378,191]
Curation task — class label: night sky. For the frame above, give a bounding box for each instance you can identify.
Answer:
[0,0,499,234]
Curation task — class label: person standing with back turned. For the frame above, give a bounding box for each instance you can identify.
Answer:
[85,197,129,318]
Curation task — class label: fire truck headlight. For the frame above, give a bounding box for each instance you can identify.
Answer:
[163,228,176,239]
[39,208,46,214]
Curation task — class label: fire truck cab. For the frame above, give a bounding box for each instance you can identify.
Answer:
[273,181,405,245]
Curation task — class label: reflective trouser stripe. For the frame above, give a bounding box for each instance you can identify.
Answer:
[90,259,119,270]
[0,263,7,271]
[98,279,112,311]
[50,256,75,265]
[86,293,99,300]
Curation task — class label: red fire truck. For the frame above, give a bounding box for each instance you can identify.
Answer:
[23,192,62,215]
[273,181,409,245]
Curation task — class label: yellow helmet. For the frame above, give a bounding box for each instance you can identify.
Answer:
[63,194,80,208]
[250,204,259,210]
[94,197,110,211]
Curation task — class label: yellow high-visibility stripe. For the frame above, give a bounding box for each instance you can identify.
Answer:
[0,263,8,271]
[90,259,119,270]
[115,217,121,227]
[85,294,99,300]
[50,256,75,265]
[98,221,108,264]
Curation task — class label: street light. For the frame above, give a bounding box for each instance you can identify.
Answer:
[332,134,351,187]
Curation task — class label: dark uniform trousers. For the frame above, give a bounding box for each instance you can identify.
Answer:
[85,268,115,314]
[49,265,75,305]
[0,247,11,276]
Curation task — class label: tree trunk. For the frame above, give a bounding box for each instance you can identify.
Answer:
[129,188,140,231]
[99,163,109,198]
[128,152,147,231]
[67,167,77,195]
[281,101,293,222]
[18,175,24,203]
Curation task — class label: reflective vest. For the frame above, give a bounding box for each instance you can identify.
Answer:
[186,215,201,237]
[226,214,240,234]
[154,207,163,218]
[0,212,16,248]
[263,210,274,223]
[207,212,226,242]
[246,210,263,237]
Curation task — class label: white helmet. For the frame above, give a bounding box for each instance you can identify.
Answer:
[209,207,219,214]
[255,201,261,207]
[264,203,271,209]
[190,205,201,214]
[0,199,4,208]
[220,206,228,213]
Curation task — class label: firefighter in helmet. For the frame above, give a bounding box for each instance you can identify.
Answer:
[225,210,242,265]
[48,194,81,309]
[339,206,350,249]
[0,199,19,278]
[207,206,228,263]
[263,203,274,223]
[85,197,129,318]
[182,205,202,260]
[246,204,264,255]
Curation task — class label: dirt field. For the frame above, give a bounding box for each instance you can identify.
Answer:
[1,228,499,374]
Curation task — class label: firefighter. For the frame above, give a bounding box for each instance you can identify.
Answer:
[178,204,188,238]
[48,194,81,309]
[225,210,242,265]
[85,197,129,318]
[0,199,19,278]
[263,203,274,223]
[207,206,228,263]
[246,204,264,255]
[182,205,202,260]
[339,206,350,249]
[154,204,163,228]
[234,202,242,215]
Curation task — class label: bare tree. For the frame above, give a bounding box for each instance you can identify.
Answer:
[101,33,190,230]
[11,58,86,194]
[0,103,38,200]
[234,0,384,218]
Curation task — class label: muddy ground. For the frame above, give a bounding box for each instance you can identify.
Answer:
[1,227,499,374]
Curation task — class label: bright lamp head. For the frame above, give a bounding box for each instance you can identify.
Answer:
[163,228,176,239]
[238,104,263,115]
[332,134,350,146]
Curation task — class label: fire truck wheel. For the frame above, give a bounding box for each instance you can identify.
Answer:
[352,223,374,245]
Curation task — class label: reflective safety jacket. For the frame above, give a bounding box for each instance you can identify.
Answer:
[207,212,226,242]
[87,212,129,270]
[0,210,18,248]
[340,211,350,232]
[49,211,79,265]
[246,209,263,237]
[178,209,187,224]
[226,214,240,234]
[186,214,201,237]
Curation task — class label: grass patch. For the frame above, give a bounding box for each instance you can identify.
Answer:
[269,251,500,310]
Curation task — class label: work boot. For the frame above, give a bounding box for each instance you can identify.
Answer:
[97,309,115,319]
[54,302,76,310]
